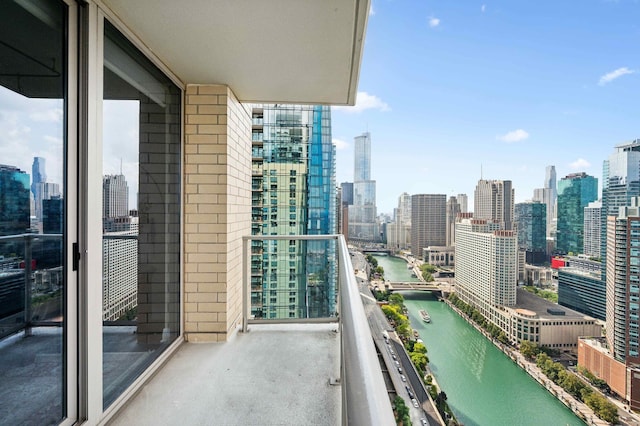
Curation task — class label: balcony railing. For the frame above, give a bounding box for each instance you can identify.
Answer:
[242,234,395,425]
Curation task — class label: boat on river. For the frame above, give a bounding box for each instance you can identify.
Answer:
[419,309,431,323]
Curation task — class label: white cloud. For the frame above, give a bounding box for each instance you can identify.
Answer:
[332,91,390,113]
[29,108,63,122]
[481,4,486,13]
[428,17,440,28]
[569,158,591,170]
[598,67,635,85]
[497,129,529,143]
[332,138,349,150]
[369,3,375,15]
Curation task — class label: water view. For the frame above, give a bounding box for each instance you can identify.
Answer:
[373,255,583,426]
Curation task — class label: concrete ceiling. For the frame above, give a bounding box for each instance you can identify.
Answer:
[102,0,369,106]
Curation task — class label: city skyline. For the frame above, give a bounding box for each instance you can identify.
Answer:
[332,1,639,214]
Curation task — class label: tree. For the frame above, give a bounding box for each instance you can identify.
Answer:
[389,293,405,306]
[519,340,539,359]
[422,271,434,282]
[411,352,428,373]
[413,342,427,354]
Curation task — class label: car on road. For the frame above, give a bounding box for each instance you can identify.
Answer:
[411,398,419,408]
[400,375,406,382]
[420,419,428,425]
[398,367,403,374]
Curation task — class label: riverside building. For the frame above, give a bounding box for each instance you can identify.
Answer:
[348,132,378,242]
[455,215,599,349]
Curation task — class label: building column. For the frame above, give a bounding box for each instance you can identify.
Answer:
[183,84,251,342]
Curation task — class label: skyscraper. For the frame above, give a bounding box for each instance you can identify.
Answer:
[601,140,640,279]
[0,165,30,236]
[348,132,378,242]
[457,193,468,214]
[583,200,602,258]
[410,194,446,258]
[474,179,514,230]
[556,172,598,254]
[533,165,557,238]
[515,201,547,264]
[31,157,46,220]
[387,192,412,250]
[455,216,518,307]
[250,104,336,319]
[446,195,461,247]
[103,174,129,220]
[606,197,640,363]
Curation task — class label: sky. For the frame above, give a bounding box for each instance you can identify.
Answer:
[331,0,640,214]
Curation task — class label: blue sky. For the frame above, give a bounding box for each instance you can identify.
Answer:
[332,0,640,214]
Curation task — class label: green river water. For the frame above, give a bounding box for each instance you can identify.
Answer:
[373,254,584,426]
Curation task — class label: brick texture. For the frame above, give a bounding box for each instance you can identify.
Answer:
[184,85,251,342]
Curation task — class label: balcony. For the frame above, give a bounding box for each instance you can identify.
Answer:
[108,235,394,425]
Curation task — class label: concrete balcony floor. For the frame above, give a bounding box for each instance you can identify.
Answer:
[109,323,341,426]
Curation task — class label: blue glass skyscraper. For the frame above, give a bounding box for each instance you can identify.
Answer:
[556,172,598,254]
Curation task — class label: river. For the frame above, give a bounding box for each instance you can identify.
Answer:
[373,254,583,426]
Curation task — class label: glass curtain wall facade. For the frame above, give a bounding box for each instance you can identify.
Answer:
[556,173,598,255]
[250,105,336,319]
[515,201,547,264]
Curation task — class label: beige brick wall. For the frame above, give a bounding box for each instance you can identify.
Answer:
[184,84,251,342]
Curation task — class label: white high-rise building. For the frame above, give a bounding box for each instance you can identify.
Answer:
[103,174,129,219]
[455,217,518,307]
[102,217,138,321]
[533,165,557,238]
[583,200,602,258]
[474,179,515,230]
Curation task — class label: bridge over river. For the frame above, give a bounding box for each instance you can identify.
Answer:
[384,282,444,293]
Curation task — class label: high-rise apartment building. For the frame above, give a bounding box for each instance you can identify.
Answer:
[583,200,602,258]
[103,174,129,220]
[474,179,514,230]
[556,172,598,255]
[410,194,446,258]
[601,140,640,280]
[515,201,547,264]
[0,165,30,236]
[348,132,378,242]
[446,195,461,247]
[250,105,336,319]
[606,197,640,363]
[455,217,518,307]
[387,192,412,250]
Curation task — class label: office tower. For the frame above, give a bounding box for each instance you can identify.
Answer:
[250,105,336,319]
[410,194,446,258]
[515,201,547,264]
[457,193,468,213]
[558,256,604,321]
[387,192,412,250]
[0,165,30,236]
[103,174,129,220]
[583,200,602,258]
[556,172,598,254]
[601,140,640,280]
[348,132,378,242]
[474,179,514,230]
[446,195,461,246]
[31,157,46,221]
[532,165,557,239]
[606,197,640,363]
[398,192,412,224]
[455,216,518,306]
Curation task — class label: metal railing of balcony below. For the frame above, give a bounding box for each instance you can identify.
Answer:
[242,234,395,426]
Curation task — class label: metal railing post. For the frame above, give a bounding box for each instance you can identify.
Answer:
[242,236,250,332]
[24,235,33,336]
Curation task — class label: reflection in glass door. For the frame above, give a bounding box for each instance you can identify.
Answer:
[0,0,69,424]
[102,21,181,408]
